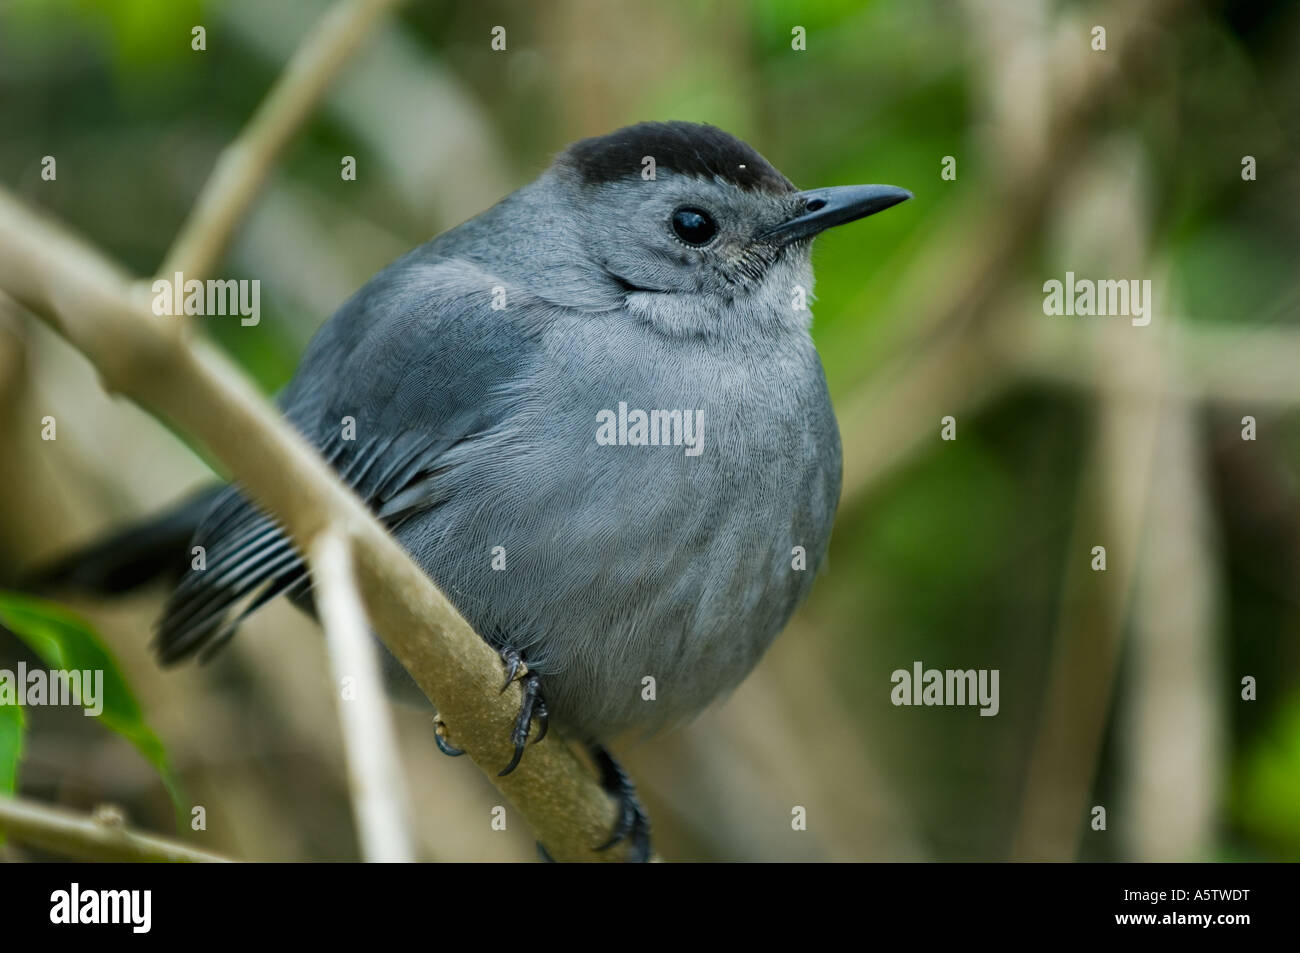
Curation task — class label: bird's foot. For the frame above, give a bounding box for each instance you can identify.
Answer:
[591,744,652,862]
[497,647,548,777]
[433,716,463,757]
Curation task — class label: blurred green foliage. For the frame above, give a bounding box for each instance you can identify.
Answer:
[0,593,183,822]
[1235,698,1300,858]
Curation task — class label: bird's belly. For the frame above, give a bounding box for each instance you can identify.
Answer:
[399,382,837,740]
[541,519,798,740]
[403,465,823,740]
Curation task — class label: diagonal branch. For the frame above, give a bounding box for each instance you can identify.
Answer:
[0,187,633,862]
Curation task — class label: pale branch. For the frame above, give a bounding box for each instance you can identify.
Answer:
[1123,394,1222,860]
[160,0,404,282]
[1010,329,1165,860]
[1008,318,1300,407]
[0,187,632,862]
[1009,218,1170,863]
[0,795,233,863]
[311,530,415,862]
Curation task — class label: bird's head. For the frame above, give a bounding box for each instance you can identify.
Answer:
[550,120,911,340]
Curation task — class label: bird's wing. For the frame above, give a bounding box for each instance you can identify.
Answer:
[154,254,548,664]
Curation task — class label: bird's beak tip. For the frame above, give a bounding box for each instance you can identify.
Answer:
[768,183,913,243]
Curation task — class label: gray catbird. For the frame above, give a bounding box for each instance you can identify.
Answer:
[33,121,911,859]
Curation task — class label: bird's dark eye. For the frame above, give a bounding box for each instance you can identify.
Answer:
[671,207,717,246]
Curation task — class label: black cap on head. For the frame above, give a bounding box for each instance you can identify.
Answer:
[564,121,797,195]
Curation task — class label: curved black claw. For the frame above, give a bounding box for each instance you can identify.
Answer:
[433,718,463,757]
[499,648,525,693]
[498,668,547,777]
[531,695,549,745]
[591,745,652,862]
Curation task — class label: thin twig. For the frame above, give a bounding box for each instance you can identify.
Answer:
[159,0,404,281]
[1122,384,1222,860]
[0,796,233,862]
[311,529,416,862]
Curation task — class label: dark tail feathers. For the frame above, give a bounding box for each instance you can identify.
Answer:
[22,488,223,596]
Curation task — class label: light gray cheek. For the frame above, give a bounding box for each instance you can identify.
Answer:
[753,256,814,312]
[630,293,718,336]
[747,280,789,316]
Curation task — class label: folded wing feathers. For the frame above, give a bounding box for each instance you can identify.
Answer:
[152,430,455,664]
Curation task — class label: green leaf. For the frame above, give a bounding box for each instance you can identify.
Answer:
[0,591,184,820]
[0,701,22,845]
[0,700,23,795]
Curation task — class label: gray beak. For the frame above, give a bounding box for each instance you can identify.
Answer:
[765,184,912,244]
